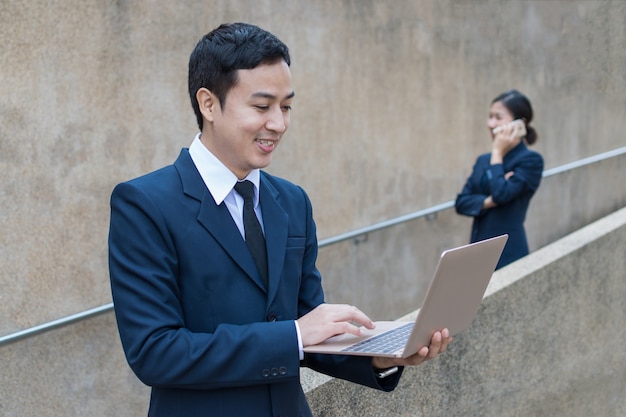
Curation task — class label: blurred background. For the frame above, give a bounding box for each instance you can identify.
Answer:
[1,1,625,415]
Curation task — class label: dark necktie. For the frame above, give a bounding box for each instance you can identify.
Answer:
[234,180,268,288]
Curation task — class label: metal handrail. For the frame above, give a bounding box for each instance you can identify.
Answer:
[1,145,625,347]
[319,145,626,247]
[541,146,626,177]
[0,304,114,346]
[318,200,455,247]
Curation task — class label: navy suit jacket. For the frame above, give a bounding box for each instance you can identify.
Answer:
[109,149,401,417]
[455,142,543,269]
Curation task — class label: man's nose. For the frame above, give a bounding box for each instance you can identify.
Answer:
[266,108,288,133]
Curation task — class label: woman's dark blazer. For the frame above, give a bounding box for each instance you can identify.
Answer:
[455,142,543,269]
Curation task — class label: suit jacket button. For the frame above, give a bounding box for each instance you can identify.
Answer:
[262,369,270,378]
[267,313,278,322]
[271,368,279,377]
[279,366,287,375]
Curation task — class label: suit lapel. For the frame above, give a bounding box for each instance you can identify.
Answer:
[175,149,267,292]
[259,174,288,305]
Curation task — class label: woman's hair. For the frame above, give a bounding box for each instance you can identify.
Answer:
[492,89,538,145]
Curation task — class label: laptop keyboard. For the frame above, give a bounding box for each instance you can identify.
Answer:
[342,322,415,355]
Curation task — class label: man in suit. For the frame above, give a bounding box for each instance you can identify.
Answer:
[108,22,452,417]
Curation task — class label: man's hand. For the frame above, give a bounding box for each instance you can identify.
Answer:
[371,328,453,370]
[298,303,375,347]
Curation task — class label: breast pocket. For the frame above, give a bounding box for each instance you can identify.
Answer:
[283,237,306,278]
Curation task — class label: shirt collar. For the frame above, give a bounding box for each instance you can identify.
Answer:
[188,133,260,205]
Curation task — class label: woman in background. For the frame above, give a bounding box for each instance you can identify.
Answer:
[455,90,544,269]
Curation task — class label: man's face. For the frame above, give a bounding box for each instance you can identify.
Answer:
[203,60,294,179]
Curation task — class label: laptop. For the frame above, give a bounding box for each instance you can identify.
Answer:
[303,234,508,358]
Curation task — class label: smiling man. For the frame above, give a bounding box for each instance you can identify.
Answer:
[108,22,451,417]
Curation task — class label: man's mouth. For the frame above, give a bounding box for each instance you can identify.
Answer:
[256,139,276,148]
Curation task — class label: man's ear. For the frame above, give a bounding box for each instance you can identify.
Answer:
[196,88,218,123]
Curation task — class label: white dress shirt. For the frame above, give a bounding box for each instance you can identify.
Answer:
[189,134,263,238]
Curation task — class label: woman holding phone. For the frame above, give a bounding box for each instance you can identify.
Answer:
[455,90,544,269]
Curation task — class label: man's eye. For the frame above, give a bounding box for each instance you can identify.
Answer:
[282,105,292,112]
[255,105,269,110]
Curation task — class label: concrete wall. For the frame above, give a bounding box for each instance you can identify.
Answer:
[2,0,626,335]
[1,1,626,415]
[304,206,626,417]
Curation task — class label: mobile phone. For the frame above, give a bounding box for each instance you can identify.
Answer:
[492,119,526,138]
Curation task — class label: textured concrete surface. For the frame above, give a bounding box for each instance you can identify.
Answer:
[0,313,150,417]
[1,1,626,415]
[303,207,626,416]
[2,0,626,336]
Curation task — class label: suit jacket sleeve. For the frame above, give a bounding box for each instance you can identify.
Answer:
[488,150,543,205]
[455,155,489,217]
[108,179,302,390]
[455,148,544,216]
